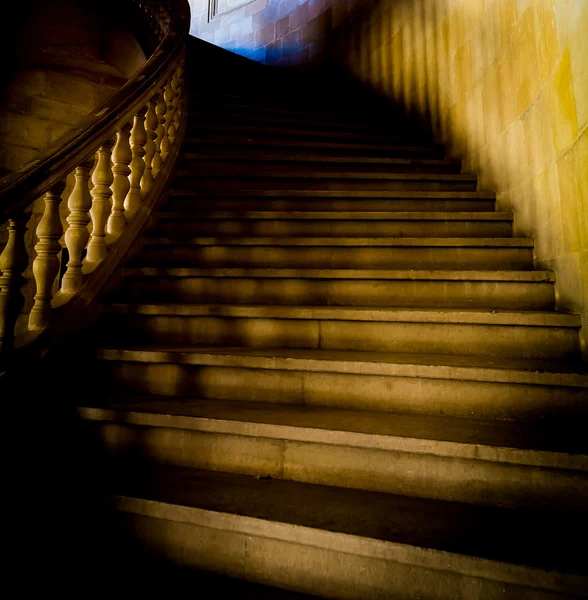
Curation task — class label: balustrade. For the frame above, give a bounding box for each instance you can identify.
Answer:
[0,0,188,361]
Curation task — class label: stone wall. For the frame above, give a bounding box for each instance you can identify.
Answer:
[188,0,363,64]
[0,0,146,177]
[329,0,586,350]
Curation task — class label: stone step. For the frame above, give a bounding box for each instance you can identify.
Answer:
[189,93,371,117]
[175,169,476,182]
[183,137,445,159]
[153,212,513,238]
[157,210,507,221]
[95,347,588,420]
[181,152,462,173]
[136,238,532,270]
[188,110,400,133]
[188,123,427,144]
[117,267,554,307]
[167,191,497,213]
[97,305,580,360]
[81,398,588,508]
[191,100,369,118]
[119,268,552,308]
[188,94,371,120]
[108,464,588,598]
[174,171,478,193]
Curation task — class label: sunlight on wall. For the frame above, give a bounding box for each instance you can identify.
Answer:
[341,0,587,349]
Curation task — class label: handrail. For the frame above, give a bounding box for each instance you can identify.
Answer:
[0,0,191,363]
[0,0,189,222]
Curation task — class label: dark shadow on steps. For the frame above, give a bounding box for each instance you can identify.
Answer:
[0,336,318,597]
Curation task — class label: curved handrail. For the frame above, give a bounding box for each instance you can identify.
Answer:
[0,0,191,363]
[0,0,190,222]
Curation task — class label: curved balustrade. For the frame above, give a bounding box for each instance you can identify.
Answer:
[0,0,190,362]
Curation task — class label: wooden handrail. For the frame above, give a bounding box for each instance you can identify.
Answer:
[0,0,191,363]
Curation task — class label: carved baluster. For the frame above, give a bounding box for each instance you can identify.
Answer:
[62,159,93,293]
[153,88,167,176]
[162,76,175,157]
[167,69,180,146]
[173,61,184,134]
[86,140,114,264]
[176,58,186,120]
[107,124,132,239]
[142,95,159,193]
[0,215,29,355]
[126,107,147,216]
[28,182,66,330]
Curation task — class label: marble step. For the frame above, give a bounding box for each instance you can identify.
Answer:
[180,154,462,173]
[109,463,588,598]
[80,397,588,508]
[95,347,588,420]
[97,304,580,360]
[182,136,445,158]
[119,268,554,309]
[152,212,513,238]
[173,171,478,192]
[187,122,429,144]
[166,190,497,212]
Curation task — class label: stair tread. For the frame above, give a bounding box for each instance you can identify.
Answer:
[176,169,477,181]
[189,123,416,141]
[99,304,581,327]
[81,397,588,461]
[123,267,551,280]
[96,346,588,386]
[168,189,495,199]
[156,211,512,221]
[111,462,588,580]
[182,153,459,166]
[190,114,382,130]
[143,237,528,247]
[184,136,444,152]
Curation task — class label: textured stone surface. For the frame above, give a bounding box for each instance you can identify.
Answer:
[332,0,588,352]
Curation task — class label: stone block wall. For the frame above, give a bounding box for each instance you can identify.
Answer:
[332,0,586,351]
[188,0,364,64]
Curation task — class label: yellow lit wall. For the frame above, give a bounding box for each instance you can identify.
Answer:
[341,0,587,350]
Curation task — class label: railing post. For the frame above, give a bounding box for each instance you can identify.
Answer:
[28,181,66,330]
[87,140,114,264]
[153,88,167,176]
[107,123,132,239]
[0,214,29,356]
[126,107,148,216]
[142,94,159,193]
[166,71,179,146]
[62,159,94,293]
[173,61,184,138]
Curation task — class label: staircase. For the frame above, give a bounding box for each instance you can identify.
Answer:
[78,43,588,598]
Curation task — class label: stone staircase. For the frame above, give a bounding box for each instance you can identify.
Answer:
[78,45,588,598]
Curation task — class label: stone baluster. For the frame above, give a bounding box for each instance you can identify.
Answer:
[86,140,114,264]
[169,68,182,146]
[162,76,175,157]
[142,95,159,193]
[0,215,29,356]
[107,124,132,239]
[153,88,167,176]
[28,182,66,330]
[173,62,184,137]
[125,107,148,216]
[62,159,94,293]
